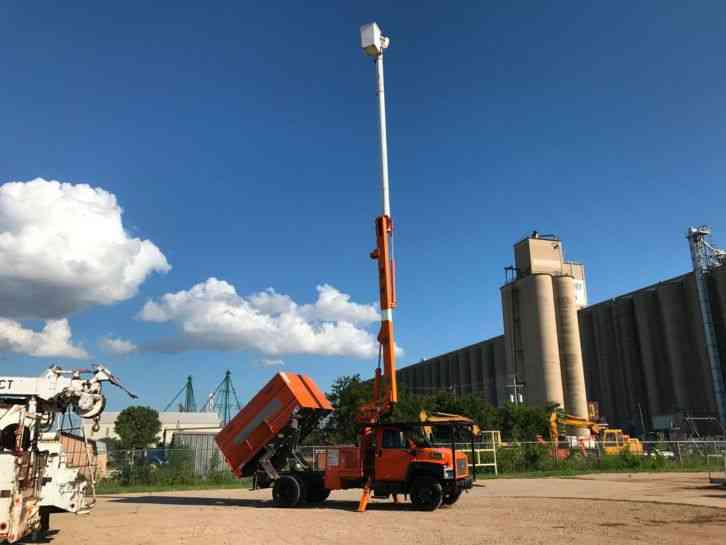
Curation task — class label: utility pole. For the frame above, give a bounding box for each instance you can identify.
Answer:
[506,374,526,405]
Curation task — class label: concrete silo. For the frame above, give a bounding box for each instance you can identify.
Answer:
[500,233,589,419]
[554,275,589,421]
[518,273,565,407]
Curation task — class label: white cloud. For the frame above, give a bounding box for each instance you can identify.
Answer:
[0,318,87,359]
[261,358,285,367]
[138,278,387,358]
[0,178,170,319]
[98,336,138,356]
[298,284,380,324]
[248,289,296,315]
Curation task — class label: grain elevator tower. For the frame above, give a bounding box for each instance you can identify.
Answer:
[501,233,589,424]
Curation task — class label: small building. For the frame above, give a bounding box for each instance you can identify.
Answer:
[83,411,222,445]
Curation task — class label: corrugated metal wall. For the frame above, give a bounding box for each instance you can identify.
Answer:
[394,267,726,433]
[396,336,505,404]
[171,432,225,477]
[579,271,726,431]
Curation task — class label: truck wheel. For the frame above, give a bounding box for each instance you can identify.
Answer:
[442,489,462,506]
[39,507,51,532]
[305,485,331,504]
[410,476,443,511]
[272,475,302,507]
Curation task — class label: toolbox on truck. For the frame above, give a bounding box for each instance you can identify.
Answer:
[215,372,333,478]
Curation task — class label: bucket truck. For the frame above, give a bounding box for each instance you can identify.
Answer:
[215,23,474,512]
[0,365,135,542]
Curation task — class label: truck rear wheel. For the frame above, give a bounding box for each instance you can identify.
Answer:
[272,475,302,507]
[410,476,443,511]
[305,485,330,504]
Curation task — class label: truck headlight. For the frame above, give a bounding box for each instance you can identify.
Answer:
[444,468,454,479]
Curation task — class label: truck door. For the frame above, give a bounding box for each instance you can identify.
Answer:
[375,428,411,482]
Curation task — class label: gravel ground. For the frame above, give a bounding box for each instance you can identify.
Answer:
[47,473,726,545]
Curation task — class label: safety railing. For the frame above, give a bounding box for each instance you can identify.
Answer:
[706,453,725,486]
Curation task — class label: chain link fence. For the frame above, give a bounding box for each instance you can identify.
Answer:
[489,439,726,474]
[101,447,238,488]
[98,439,726,490]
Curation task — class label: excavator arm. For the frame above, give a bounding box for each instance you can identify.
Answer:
[549,411,604,441]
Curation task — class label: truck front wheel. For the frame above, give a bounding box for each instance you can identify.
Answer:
[410,476,443,511]
[272,475,302,507]
[442,489,462,506]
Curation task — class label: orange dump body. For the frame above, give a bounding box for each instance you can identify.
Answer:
[215,372,332,478]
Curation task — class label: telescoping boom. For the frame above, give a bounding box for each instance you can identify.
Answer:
[356,21,397,425]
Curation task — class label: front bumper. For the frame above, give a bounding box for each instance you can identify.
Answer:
[443,475,473,495]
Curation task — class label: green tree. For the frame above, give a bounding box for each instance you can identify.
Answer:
[324,374,553,443]
[114,406,162,449]
[496,403,553,441]
[325,375,372,443]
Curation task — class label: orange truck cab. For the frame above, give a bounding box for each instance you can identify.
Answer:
[319,422,473,510]
[216,373,475,511]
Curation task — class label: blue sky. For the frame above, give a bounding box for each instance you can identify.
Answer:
[0,2,724,411]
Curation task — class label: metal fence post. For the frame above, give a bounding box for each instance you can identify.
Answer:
[677,442,682,466]
[493,441,498,476]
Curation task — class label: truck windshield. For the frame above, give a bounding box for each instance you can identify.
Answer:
[382,428,432,449]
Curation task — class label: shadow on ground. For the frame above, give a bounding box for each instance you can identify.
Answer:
[17,529,59,544]
[108,495,424,512]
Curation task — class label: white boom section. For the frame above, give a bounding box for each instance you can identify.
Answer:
[360,22,392,218]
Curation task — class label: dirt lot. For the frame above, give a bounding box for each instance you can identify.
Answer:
[49,473,726,545]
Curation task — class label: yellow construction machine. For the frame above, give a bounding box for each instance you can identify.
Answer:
[548,412,643,456]
[419,410,481,440]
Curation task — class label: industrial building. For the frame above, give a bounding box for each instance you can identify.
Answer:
[83,411,221,444]
[396,229,726,434]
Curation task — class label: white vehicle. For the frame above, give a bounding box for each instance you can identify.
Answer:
[37,434,93,529]
[0,365,134,543]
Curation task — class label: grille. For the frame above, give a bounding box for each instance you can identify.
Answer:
[457,457,468,475]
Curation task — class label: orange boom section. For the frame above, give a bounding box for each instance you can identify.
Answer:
[215,372,333,478]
